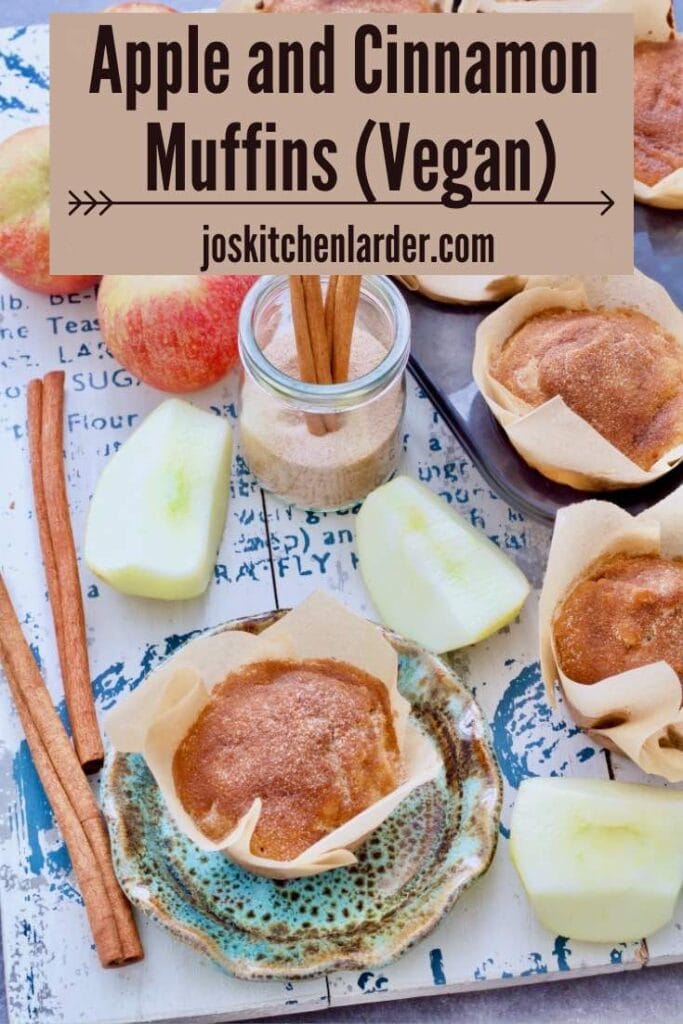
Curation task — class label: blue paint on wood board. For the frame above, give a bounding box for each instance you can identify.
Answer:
[0,48,48,89]
[357,971,388,994]
[553,937,571,971]
[492,663,586,788]
[12,740,69,878]
[429,949,446,986]
[0,94,37,113]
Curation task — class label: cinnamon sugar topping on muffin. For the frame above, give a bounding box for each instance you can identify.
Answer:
[553,554,683,685]
[172,658,401,860]
[490,307,683,470]
[634,39,683,187]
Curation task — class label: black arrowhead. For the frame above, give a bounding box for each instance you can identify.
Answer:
[68,189,115,215]
[600,190,615,216]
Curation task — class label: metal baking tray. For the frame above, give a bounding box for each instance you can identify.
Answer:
[406,203,683,525]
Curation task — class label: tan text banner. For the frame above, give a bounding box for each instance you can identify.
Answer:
[50,13,633,275]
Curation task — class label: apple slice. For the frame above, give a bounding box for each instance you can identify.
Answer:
[511,778,683,943]
[356,476,530,652]
[85,399,232,600]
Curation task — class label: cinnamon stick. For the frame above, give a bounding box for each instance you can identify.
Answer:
[330,276,362,384]
[1,657,122,966]
[31,372,103,773]
[0,576,143,966]
[288,276,327,436]
[301,276,332,386]
[27,380,68,711]
[324,275,339,346]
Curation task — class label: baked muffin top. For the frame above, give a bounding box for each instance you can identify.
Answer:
[634,39,683,187]
[172,658,401,860]
[553,553,683,685]
[489,306,683,470]
[259,0,438,10]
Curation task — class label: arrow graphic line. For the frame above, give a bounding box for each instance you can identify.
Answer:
[68,190,113,217]
[67,190,615,216]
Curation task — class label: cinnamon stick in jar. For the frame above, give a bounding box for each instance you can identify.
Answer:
[289,274,363,434]
[27,372,104,774]
[327,275,362,384]
[301,276,332,385]
[288,276,329,436]
[324,274,339,347]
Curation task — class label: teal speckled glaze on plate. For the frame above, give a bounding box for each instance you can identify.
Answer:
[102,611,502,980]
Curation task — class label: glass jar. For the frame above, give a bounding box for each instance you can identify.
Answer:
[238,275,410,511]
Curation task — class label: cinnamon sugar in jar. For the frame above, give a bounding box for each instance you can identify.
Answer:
[238,276,410,511]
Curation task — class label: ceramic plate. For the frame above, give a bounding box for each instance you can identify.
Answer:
[102,611,502,980]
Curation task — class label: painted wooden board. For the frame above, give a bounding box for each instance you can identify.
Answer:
[268,406,649,1007]
[0,19,680,1024]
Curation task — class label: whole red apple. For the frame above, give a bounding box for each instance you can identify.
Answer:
[98,275,258,392]
[0,126,100,296]
[103,3,178,10]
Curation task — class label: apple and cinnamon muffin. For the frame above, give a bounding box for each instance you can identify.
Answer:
[489,307,683,471]
[553,553,683,685]
[172,658,401,860]
[634,38,683,188]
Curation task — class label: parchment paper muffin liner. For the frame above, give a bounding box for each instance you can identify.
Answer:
[472,271,683,490]
[635,158,683,209]
[396,275,526,306]
[538,486,683,781]
[106,591,440,879]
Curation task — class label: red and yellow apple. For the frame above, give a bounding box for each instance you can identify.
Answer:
[103,3,178,11]
[97,275,258,392]
[0,126,100,296]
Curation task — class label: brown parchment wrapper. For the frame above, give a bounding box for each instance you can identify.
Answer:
[472,271,683,491]
[635,158,683,210]
[106,591,440,879]
[396,275,526,306]
[458,0,674,41]
[216,0,260,9]
[539,487,683,782]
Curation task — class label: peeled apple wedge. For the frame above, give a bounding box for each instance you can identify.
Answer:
[511,778,683,943]
[85,399,232,600]
[356,476,530,652]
